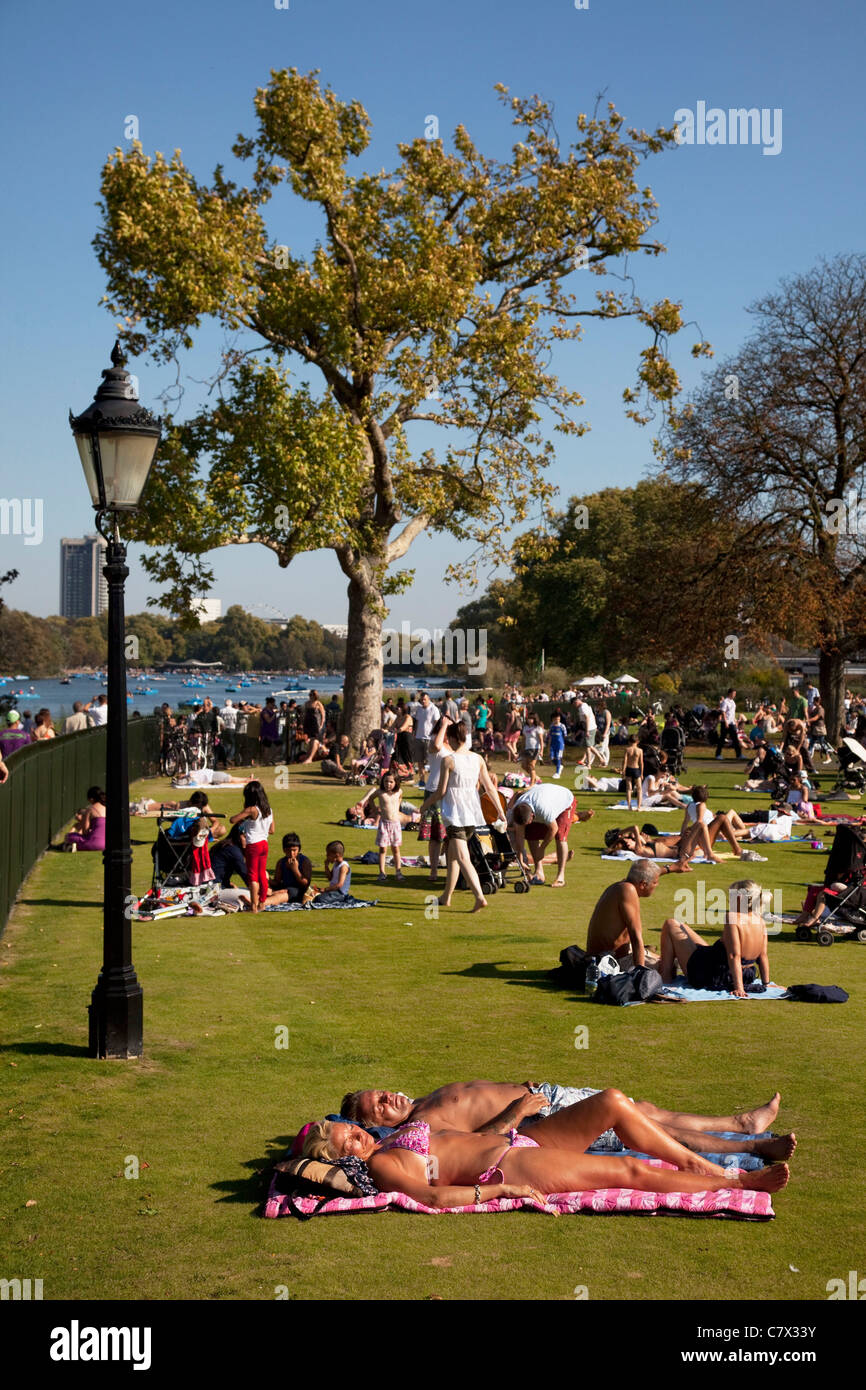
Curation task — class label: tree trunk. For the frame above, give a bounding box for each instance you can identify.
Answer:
[818,647,846,748]
[343,574,384,747]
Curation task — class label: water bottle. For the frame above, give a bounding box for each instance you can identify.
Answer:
[585,958,600,998]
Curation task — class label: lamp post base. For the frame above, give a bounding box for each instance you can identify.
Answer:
[88,969,143,1059]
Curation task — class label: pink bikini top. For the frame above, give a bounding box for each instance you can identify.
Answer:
[375,1120,430,1157]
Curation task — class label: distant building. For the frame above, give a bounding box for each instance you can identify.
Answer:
[193,598,222,622]
[59,534,108,618]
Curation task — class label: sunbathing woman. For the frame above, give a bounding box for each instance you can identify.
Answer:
[679,786,750,852]
[659,878,771,998]
[300,1090,789,1207]
[607,818,761,867]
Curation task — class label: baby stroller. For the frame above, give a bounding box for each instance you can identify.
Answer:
[660,722,686,776]
[345,730,387,786]
[462,824,533,895]
[458,787,533,895]
[833,737,866,793]
[150,810,199,891]
[797,823,866,946]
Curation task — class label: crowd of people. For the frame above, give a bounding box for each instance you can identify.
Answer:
[6,670,831,1212]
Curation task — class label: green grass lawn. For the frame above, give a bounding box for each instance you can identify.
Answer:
[1,750,863,1302]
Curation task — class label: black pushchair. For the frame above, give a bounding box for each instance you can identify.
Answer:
[461,825,533,895]
[833,737,866,793]
[796,823,866,946]
[150,812,197,890]
[660,723,686,776]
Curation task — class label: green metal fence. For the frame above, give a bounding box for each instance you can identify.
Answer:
[0,716,160,937]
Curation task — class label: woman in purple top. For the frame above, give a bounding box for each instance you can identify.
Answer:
[64,787,107,851]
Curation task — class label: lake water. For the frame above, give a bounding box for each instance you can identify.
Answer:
[0,671,459,722]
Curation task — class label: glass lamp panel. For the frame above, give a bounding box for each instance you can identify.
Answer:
[96,431,159,510]
[73,432,103,508]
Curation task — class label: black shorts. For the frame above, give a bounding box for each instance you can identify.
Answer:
[625,766,641,784]
[686,938,756,992]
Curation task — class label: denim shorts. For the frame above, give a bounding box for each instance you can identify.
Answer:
[526,1082,625,1152]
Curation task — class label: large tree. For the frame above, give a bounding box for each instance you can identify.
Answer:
[662,254,866,741]
[96,70,706,742]
[456,478,747,675]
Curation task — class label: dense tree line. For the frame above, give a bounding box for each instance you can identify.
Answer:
[0,604,345,678]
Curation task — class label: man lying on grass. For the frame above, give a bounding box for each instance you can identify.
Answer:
[338,1077,795,1161]
[301,1089,790,1208]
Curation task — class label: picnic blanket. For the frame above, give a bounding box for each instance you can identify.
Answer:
[264,1158,773,1220]
[602,851,719,864]
[264,891,378,912]
[606,803,679,812]
[649,982,787,1003]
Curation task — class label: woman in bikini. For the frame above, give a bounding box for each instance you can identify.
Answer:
[299,1089,789,1207]
[658,878,771,998]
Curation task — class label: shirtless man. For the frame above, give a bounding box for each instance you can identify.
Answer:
[338,1079,793,1160]
[587,860,680,969]
[659,878,772,999]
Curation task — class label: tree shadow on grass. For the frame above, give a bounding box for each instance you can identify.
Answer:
[211,1135,295,1214]
[442,960,582,1000]
[0,1041,90,1058]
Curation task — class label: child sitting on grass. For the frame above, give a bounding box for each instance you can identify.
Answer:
[269,832,314,905]
[324,840,352,896]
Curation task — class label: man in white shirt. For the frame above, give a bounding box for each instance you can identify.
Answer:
[506,783,593,887]
[219,698,238,765]
[413,691,440,770]
[86,695,108,727]
[714,688,741,760]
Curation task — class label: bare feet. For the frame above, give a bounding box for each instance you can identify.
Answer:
[742,1163,789,1194]
[551,878,565,887]
[752,1133,796,1161]
[437,896,452,909]
[735,1093,781,1134]
[471,897,488,913]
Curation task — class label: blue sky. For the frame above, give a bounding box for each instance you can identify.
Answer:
[1,0,862,628]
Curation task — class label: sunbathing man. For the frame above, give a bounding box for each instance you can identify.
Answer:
[301,1098,790,1207]
[586,859,676,968]
[658,879,771,998]
[338,1076,794,1161]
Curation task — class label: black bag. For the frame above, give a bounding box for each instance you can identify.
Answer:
[783,983,849,1004]
[596,965,664,1005]
[549,943,591,989]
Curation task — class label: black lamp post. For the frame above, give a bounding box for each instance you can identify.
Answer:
[69,343,162,1058]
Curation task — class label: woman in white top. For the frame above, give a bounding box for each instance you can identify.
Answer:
[421,721,502,912]
[679,785,749,852]
[641,774,686,809]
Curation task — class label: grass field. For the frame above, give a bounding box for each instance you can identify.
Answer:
[1,749,863,1302]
